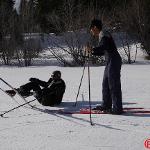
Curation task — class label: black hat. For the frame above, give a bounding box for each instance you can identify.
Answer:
[90,19,102,30]
[52,70,61,79]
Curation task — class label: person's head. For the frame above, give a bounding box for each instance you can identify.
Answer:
[90,19,102,37]
[51,70,61,80]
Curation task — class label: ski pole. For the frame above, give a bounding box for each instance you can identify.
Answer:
[74,63,86,106]
[0,99,36,117]
[87,54,94,125]
[74,50,88,106]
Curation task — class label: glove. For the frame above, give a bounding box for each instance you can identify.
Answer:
[29,78,39,82]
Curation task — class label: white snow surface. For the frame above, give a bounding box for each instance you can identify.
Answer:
[0,51,150,150]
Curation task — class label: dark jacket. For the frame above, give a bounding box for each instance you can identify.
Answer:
[36,78,66,106]
[92,31,121,63]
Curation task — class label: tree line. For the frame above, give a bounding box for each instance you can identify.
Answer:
[0,0,150,66]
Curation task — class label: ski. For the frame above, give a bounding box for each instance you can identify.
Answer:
[0,78,34,108]
[49,107,150,115]
[78,108,150,114]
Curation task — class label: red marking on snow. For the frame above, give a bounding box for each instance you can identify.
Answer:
[144,138,150,149]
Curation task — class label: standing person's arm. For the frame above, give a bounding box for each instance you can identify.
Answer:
[92,36,109,56]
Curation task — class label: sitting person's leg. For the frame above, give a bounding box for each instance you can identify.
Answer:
[19,81,41,97]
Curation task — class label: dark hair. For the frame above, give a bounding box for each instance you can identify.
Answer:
[52,70,61,78]
[90,19,102,30]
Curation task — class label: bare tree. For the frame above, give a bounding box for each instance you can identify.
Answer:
[118,32,139,64]
[118,0,150,56]
[44,0,105,66]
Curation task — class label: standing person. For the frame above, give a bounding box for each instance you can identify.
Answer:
[6,70,66,106]
[86,19,123,114]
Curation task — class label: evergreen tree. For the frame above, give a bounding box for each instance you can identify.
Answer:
[0,0,14,36]
[36,0,63,33]
[0,0,15,65]
[19,0,38,32]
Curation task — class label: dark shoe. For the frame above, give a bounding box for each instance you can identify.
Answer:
[111,110,124,115]
[92,105,104,111]
[101,109,124,115]
[103,109,113,114]
[92,105,111,111]
[5,90,16,97]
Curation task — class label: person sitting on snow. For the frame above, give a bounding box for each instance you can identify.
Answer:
[6,70,66,106]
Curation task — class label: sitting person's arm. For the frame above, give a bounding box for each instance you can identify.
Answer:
[29,78,50,88]
[54,80,66,104]
[55,80,66,95]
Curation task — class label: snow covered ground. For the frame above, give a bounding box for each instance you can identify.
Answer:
[0,50,150,150]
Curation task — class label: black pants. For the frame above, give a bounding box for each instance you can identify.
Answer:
[20,81,42,101]
[20,81,42,93]
[102,58,122,112]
